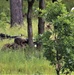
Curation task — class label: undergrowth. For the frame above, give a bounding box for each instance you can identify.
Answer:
[0,49,55,75]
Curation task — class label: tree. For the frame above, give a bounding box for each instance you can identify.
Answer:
[27,0,35,47]
[10,0,23,27]
[38,0,45,34]
[41,1,74,75]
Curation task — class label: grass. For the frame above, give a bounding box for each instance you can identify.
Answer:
[0,18,38,36]
[0,49,74,75]
[0,18,38,49]
[0,49,56,75]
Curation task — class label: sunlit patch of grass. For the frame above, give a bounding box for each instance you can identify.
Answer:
[0,19,38,49]
[32,19,38,37]
[0,19,38,37]
[1,23,27,37]
[0,39,14,49]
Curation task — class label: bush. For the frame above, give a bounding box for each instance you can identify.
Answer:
[40,1,74,75]
[46,0,67,22]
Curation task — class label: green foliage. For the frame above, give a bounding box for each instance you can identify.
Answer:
[0,0,74,75]
[0,12,9,29]
[40,1,74,75]
[46,0,67,22]
[0,0,10,29]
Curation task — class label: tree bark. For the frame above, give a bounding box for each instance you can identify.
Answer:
[56,70,60,75]
[55,34,60,75]
[38,0,45,34]
[10,0,23,27]
[27,0,34,47]
[56,52,60,75]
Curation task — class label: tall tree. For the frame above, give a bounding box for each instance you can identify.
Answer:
[10,0,23,27]
[27,0,35,47]
[38,0,45,34]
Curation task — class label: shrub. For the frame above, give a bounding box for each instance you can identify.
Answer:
[40,1,74,75]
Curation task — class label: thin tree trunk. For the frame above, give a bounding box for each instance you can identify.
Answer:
[10,0,23,27]
[56,70,60,75]
[38,0,45,34]
[56,50,60,75]
[55,34,60,75]
[27,0,34,47]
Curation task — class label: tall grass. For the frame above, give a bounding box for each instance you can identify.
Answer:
[0,49,56,75]
[0,49,74,75]
[0,18,38,37]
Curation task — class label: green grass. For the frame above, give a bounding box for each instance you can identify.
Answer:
[0,49,74,75]
[0,49,55,75]
[0,18,38,37]
[0,18,38,49]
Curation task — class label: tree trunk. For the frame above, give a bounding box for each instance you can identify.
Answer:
[52,0,57,3]
[27,0,34,47]
[38,0,45,34]
[55,35,60,75]
[56,50,60,75]
[10,0,23,27]
[56,70,60,75]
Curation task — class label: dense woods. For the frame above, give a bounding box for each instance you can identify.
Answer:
[0,0,74,75]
